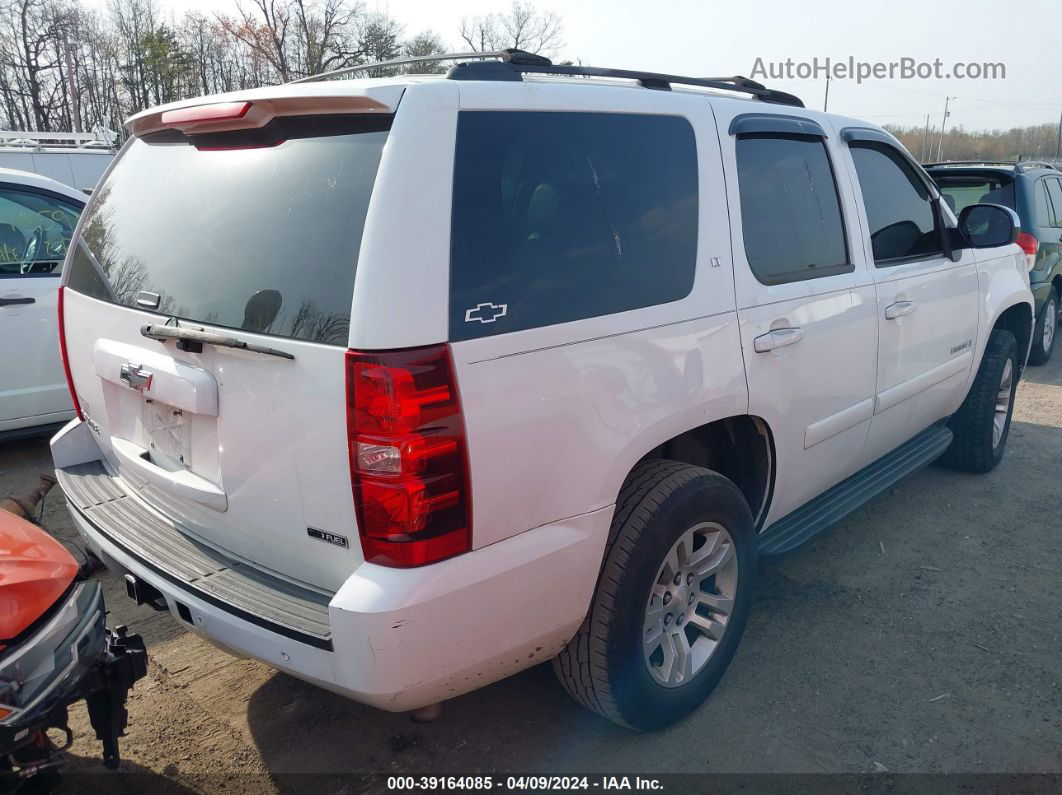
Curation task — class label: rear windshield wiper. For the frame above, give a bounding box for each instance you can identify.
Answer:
[141,323,295,360]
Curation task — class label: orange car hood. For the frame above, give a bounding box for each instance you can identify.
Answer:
[0,511,78,641]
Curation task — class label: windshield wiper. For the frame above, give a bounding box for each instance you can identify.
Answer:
[141,323,295,360]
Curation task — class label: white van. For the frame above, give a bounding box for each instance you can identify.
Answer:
[51,51,1032,730]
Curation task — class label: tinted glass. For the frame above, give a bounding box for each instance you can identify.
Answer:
[850,143,941,264]
[65,116,389,345]
[1034,180,1052,226]
[0,187,82,277]
[735,135,849,285]
[450,111,698,341]
[931,174,1014,215]
[1044,178,1062,227]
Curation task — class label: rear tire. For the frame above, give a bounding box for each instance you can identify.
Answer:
[941,329,1019,473]
[1028,289,1058,366]
[552,460,756,731]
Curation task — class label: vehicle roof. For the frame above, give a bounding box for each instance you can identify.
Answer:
[0,166,88,203]
[125,71,881,136]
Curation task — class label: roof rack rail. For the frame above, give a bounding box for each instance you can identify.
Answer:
[288,48,804,107]
[286,50,505,84]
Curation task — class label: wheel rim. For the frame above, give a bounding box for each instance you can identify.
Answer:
[1044,299,1057,352]
[642,522,738,688]
[993,358,1014,449]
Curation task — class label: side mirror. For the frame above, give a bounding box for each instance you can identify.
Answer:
[957,203,1020,249]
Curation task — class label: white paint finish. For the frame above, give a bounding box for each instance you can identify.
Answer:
[49,418,100,469]
[737,286,877,522]
[69,493,613,711]
[0,169,85,429]
[710,99,879,523]
[449,88,745,547]
[61,289,360,591]
[874,351,973,415]
[110,436,227,512]
[805,397,875,449]
[457,314,747,548]
[348,81,458,350]
[92,338,219,416]
[0,278,72,427]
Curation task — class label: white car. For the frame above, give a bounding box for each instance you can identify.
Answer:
[51,51,1033,730]
[0,168,84,439]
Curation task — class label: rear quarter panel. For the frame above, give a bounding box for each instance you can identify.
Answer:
[438,83,747,548]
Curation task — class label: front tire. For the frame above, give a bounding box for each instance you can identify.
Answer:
[1028,289,1058,366]
[941,329,1019,473]
[552,460,756,731]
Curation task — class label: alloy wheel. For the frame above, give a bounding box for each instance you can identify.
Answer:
[642,522,738,688]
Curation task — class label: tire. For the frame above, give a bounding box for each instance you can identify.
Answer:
[941,329,1019,473]
[552,459,756,731]
[1028,289,1058,366]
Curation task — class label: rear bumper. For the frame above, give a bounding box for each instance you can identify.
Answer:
[53,420,611,711]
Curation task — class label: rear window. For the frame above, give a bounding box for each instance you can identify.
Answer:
[449,111,698,341]
[931,172,1015,216]
[65,115,389,345]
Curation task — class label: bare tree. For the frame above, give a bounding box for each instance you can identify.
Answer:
[403,30,447,74]
[460,1,562,58]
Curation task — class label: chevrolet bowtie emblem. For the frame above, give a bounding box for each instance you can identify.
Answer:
[119,362,153,392]
[464,302,508,324]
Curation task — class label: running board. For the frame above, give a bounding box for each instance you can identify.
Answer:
[758,424,953,556]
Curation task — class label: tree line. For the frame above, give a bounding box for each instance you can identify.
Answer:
[0,0,563,137]
[886,122,1062,164]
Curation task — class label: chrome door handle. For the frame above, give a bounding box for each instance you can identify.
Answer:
[885,300,916,320]
[754,327,804,353]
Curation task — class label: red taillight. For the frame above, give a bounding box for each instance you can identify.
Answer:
[346,345,471,567]
[160,101,251,126]
[1016,232,1039,270]
[56,287,83,421]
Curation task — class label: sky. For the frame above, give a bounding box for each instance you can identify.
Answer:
[112,0,1062,132]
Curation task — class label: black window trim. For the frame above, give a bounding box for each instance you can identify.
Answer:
[846,137,951,268]
[0,180,85,280]
[734,131,854,286]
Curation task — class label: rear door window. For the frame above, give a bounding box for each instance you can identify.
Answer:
[65,115,390,345]
[449,111,698,341]
[735,135,850,285]
[932,174,1015,215]
[1044,178,1062,227]
[0,186,82,277]
[850,143,942,265]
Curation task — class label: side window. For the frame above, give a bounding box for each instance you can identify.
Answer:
[1034,180,1053,226]
[449,112,698,341]
[849,143,942,265]
[735,135,850,285]
[1044,178,1062,228]
[0,187,82,278]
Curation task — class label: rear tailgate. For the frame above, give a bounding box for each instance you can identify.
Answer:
[60,87,402,591]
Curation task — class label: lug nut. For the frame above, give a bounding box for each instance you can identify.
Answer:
[664,613,673,625]
[676,615,685,626]
[673,573,683,586]
[663,592,672,605]
[688,593,696,605]
[687,573,694,585]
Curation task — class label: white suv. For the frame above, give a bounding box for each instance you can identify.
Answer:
[51,51,1033,731]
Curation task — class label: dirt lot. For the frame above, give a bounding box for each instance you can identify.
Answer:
[1,355,1059,792]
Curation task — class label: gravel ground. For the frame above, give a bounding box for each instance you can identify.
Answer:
[0,355,1059,793]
